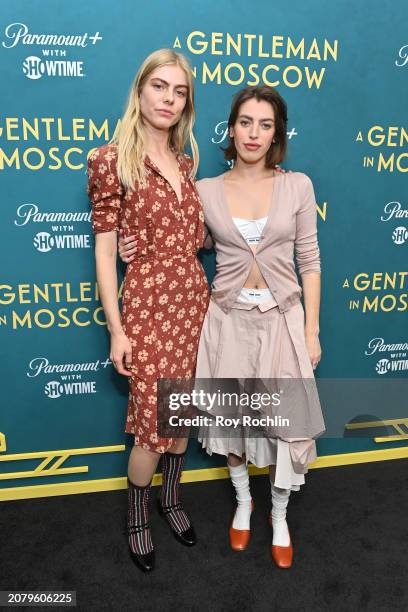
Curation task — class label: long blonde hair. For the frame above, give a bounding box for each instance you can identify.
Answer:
[111,48,199,190]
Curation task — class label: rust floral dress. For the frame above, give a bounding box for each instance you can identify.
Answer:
[87,144,210,453]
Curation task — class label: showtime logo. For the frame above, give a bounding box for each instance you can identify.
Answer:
[33,231,91,252]
[375,359,391,375]
[22,56,84,79]
[44,380,97,398]
[391,226,408,245]
[375,358,408,375]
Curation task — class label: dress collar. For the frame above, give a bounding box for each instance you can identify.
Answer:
[144,151,186,176]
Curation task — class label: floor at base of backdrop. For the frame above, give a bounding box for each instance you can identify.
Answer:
[0,458,406,612]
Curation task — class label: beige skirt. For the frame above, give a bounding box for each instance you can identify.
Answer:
[195,297,325,490]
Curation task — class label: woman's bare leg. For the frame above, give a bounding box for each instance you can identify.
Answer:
[228,452,245,466]
[128,445,161,486]
[168,436,189,454]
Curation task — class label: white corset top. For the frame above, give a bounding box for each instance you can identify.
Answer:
[232,217,268,245]
[232,216,275,305]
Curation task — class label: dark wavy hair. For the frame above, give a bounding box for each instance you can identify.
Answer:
[224,85,288,167]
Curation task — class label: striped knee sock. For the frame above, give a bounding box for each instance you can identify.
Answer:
[127,479,153,555]
[160,451,191,534]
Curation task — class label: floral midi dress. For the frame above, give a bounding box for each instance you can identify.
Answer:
[87,144,210,452]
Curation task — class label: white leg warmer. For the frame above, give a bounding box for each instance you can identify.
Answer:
[271,484,291,547]
[228,462,252,530]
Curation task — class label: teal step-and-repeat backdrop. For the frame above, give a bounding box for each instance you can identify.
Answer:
[1,0,407,494]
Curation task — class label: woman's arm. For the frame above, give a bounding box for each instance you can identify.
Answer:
[117,223,215,260]
[294,174,322,370]
[95,232,132,376]
[301,271,321,370]
[87,146,133,376]
[203,224,214,250]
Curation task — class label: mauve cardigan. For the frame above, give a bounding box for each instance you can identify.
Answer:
[196,171,321,314]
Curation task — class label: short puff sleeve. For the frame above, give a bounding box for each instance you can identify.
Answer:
[87,145,123,234]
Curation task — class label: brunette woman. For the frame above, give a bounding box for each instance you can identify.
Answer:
[194,86,325,568]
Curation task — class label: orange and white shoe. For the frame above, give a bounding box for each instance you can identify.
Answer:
[267,512,293,568]
[229,500,255,551]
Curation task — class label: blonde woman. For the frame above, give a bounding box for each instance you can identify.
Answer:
[87,49,209,572]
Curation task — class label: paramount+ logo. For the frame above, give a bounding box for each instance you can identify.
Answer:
[26,356,113,398]
[14,203,92,253]
[365,337,408,375]
[2,22,103,80]
[381,201,408,246]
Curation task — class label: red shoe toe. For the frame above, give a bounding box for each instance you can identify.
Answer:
[267,511,293,568]
[229,500,254,551]
[271,537,293,568]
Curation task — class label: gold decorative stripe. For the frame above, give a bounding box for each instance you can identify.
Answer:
[0,444,126,481]
[47,455,69,472]
[305,446,408,468]
[0,445,126,461]
[345,417,408,442]
[374,434,408,443]
[34,456,56,472]
[1,467,88,481]
[1,446,407,502]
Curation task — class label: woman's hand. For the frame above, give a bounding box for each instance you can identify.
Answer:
[110,330,133,376]
[305,331,321,370]
[118,229,137,263]
[275,166,293,174]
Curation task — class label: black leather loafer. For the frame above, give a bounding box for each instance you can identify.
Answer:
[157,496,197,546]
[128,523,155,572]
[129,547,155,573]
